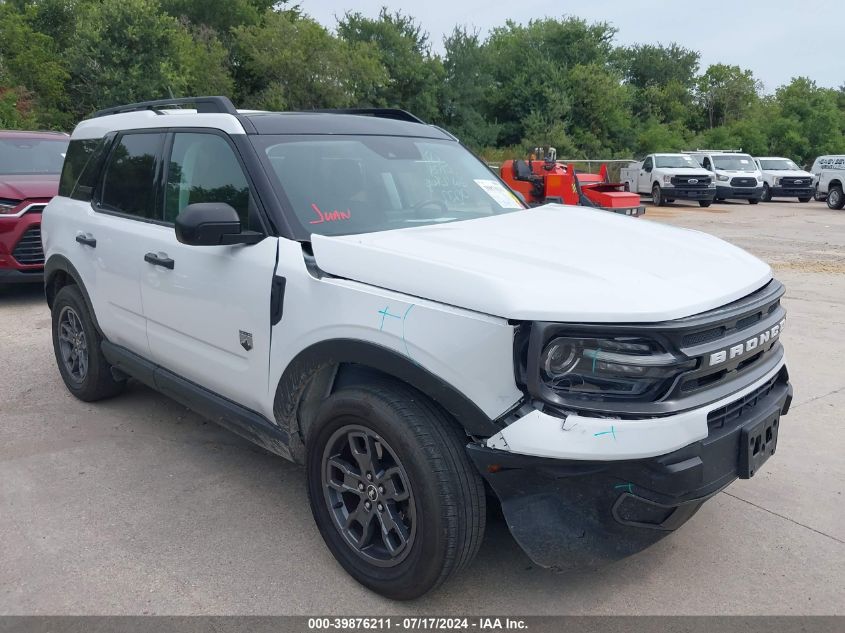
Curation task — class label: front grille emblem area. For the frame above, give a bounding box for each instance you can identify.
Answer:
[239,330,253,351]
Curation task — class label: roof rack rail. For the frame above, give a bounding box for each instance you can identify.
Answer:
[92,96,238,119]
[682,148,743,153]
[306,108,426,124]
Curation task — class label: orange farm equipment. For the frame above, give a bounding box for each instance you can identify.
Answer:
[500,148,645,216]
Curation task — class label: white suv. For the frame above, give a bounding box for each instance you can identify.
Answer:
[43,97,793,600]
[686,150,764,203]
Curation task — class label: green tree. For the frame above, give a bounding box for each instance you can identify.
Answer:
[336,9,443,121]
[232,10,387,110]
[565,63,632,157]
[0,3,69,127]
[439,27,499,148]
[695,63,761,128]
[161,0,279,37]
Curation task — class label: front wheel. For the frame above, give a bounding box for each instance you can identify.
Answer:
[306,382,485,600]
[748,199,759,205]
[798,197,812,203]
[827,186,844,210]
[699,200,712,208]
[652,184,665,206]
[761,184,772,202]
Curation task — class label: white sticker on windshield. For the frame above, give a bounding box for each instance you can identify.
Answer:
[474,179,523,208]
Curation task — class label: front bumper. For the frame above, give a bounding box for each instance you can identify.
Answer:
[716,185,763,200]
[472,362,791,570]
[771,186,815,199]
[0,211,45,280]
[664,187,716,201]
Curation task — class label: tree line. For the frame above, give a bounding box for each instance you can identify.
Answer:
[1,0,843,166]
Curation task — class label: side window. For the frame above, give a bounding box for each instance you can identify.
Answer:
[99,133,164,219]
[643,157,653,171]
[164,133,251,225]
[703,157,712,170]
[59,139,99,198]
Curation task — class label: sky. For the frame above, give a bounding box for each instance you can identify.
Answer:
[299,0,844,93]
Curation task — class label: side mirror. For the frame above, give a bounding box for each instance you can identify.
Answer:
[175,202,263,246]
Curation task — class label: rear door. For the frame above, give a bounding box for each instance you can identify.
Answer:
[90,131,169,356]
[139,130,278,412]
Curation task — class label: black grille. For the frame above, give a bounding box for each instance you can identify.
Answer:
[12,225,44,265]
[730,177,757,187]
[671,175,712,187]
[707,372,781,430]
[781,177,810,187]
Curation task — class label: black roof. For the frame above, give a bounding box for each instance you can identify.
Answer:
[243,112,453,139]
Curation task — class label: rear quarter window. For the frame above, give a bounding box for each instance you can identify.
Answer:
[59,138,106,200]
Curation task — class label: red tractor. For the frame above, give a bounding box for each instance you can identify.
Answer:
[500,147,644,216]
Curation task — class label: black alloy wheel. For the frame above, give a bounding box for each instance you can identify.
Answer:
[321,425,416,566]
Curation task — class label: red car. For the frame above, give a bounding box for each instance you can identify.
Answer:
[0,130,69,283]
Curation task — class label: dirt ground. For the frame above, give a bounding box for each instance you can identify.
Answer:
[1,198,843,615]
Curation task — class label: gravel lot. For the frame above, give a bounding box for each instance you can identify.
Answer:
[1,199,843,615]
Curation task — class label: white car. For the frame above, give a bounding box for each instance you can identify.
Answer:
[42,97,793,599]
[685,150,764,203]
[754,157,814,203]
[620,153,716,207]
[810,155,845,209]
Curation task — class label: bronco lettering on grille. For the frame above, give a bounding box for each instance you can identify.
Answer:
[708,319,786,367]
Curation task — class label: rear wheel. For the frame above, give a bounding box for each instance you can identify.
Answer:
[827,186,844,210]
[761,184,772,202]
[306,382,485,600]
[51,285,125,401]
[652,184,665,207]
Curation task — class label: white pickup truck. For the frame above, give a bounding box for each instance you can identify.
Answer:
[620,153,716,207]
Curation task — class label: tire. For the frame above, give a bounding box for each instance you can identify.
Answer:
[699,200,712,208]
[761,184,772,202]
[748,199,759,205]
[306,382,485,600]
[798,197,812,203]
[652,184,665,206]
[51,285,125,402]
[623,182,630,192]
[666,199,675,203]
[827,186,844,210]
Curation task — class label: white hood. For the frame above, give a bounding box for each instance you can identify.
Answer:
[762,169,813,179]
[311,205,772,323]
[657,167,712,176]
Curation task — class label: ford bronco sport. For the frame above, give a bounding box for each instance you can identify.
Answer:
[43,97,792,600]
[0,130,68,283]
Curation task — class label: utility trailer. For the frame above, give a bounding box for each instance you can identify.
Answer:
[499,148,645,216]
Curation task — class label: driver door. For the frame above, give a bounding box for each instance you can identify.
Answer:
[139,131,278,413]
[639,156,653,192]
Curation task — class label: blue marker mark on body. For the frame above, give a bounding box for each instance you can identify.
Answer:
[377,306,402,331]
[593,425,617,440]
[614,483,634,493]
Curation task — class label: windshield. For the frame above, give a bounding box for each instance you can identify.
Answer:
[253,135,524,238]
[0,138,68,175]
[654,155,700,169]
[760,159,800,171]
[712,155,757,172]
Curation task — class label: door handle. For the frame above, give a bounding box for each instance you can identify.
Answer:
[75,233,97,248]
[144,252,175,270]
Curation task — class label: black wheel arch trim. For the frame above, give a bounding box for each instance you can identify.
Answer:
[277,339,506,439]
[44,254,103,335]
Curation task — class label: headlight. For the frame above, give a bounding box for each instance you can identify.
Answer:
[773,177,781,186]
[539,336,695,402]
[663,175,672,184]
[0,200,20,215]
[717,174,729,182]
